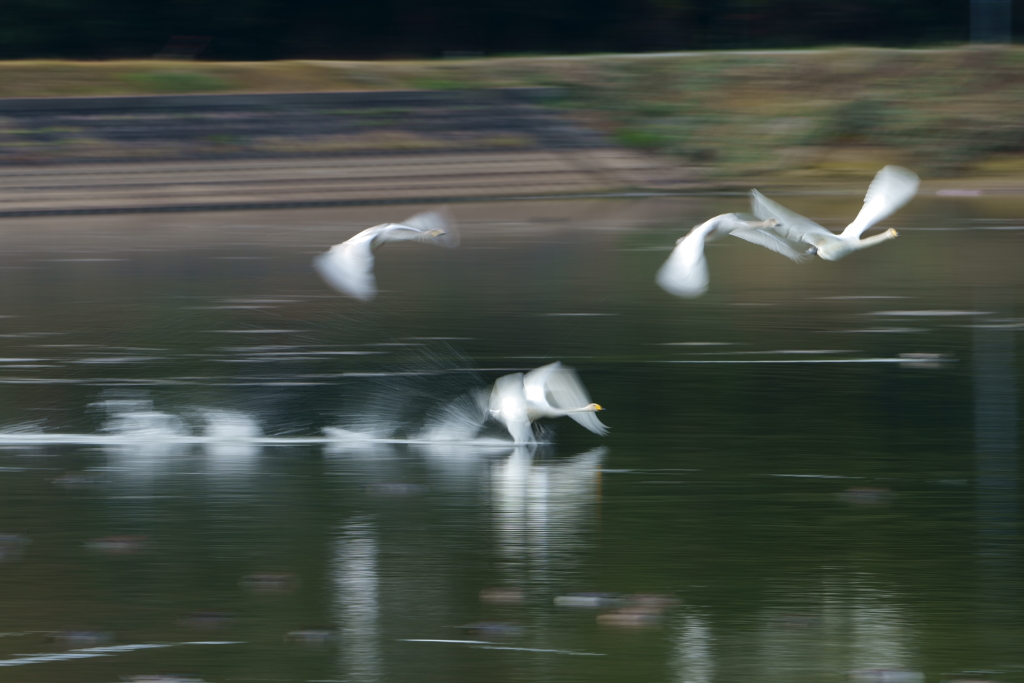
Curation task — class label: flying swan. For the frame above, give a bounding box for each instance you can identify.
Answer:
[489,362,607,444]
[656,213,808,298]
[313,209,458,301]
[751,165,919,261]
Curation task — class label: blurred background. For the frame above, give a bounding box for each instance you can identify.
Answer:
[1,3,1023,683]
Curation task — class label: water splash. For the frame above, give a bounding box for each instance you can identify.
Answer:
[100,400,190,440]
[201,410,263,459]
[416,389,490,442]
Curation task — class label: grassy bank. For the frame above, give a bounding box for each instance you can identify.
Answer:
[3,48,1024,182]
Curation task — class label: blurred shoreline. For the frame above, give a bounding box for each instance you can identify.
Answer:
[0,88,692,215]
[2,47,1024,209]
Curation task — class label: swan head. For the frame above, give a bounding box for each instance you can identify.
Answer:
[588,403,604,412]
[887,228,899,238]
[428,229,445,237]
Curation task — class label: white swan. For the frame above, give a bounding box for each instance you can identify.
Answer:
[313,209,458,301]
[656,213,807,298]
[489,362,607,444]
[751,165,919,261]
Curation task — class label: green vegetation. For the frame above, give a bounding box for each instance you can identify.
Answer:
[121,70,230,93]
[4,47,1024,180]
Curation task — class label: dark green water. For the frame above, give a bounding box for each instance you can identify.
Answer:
[1,195,1022,683]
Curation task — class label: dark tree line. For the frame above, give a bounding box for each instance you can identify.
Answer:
[0,0,1011,60]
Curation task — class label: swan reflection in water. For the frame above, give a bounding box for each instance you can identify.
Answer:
[673,612,714,683]
[334,515,381,683]
[489,446,606,587]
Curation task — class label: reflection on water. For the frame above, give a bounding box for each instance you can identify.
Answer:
[0,197,1023,681]
[491,447,604,588]
[335,517,380,683]
[974,315,1020,662]
[673,612,713,683]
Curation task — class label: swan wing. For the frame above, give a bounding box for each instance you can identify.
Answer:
[730,227,810,262]
[490,372,534,444]
[526,362,608,436]
[522,362,559,408]
[840,165,919,240]
[655,230,710,298]
[312,239,377,301]
[750,189,838,250]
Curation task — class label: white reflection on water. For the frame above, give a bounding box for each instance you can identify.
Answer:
[0,641,242,668]
[825,579,918,676]
[868,310,992,317]
[845,592,917,674]
[334,517,381,683]
[713,578,920,681]
[490,447,605,586]
[672,612,713,683]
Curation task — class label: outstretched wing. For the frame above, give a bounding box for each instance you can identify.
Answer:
[522,362,559,406]
[312,239,377,301]
[730,228,810,262]
[489,372,533,444]
[526,362,608,436]
[840,165,919,240]
[491,372,526,413]
[749,189,834,247]
[656,230,711,298]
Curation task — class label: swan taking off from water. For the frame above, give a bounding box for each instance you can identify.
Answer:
[489,362,607,444]
[313,209,458,301]
[751,165,919,261]
[656,213,808,298]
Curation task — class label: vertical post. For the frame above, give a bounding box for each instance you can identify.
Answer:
[971,0,1013,43]
[974,321,1020,659]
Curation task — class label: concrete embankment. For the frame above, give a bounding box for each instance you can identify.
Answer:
[0,88,691,216]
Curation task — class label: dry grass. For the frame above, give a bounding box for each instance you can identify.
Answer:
[4,48,1024,180]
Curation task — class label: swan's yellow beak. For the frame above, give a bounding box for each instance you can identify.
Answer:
[428,229,444,237]
[889,229,899,237]
[592,404,604,411]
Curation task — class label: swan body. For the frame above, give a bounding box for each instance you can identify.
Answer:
[489,362,607,444]
[656,213,807,298]
[751,165,919,262]
[313,209,458,301]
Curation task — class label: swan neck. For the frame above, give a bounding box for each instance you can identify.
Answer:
[857,229,897,249]
[563,405,596,414]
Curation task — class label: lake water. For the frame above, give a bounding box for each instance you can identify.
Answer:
[1,194,1022,683]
